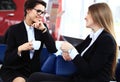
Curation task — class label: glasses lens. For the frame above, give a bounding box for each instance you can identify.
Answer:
[34,9,45,15]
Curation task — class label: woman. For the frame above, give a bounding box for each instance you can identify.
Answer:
[28,2,118,82]
[0,0,57,82]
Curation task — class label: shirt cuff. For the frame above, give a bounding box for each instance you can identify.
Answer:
[69,48,79,59]
[17,51,21,57]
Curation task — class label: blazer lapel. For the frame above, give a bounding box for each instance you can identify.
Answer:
[18,21,30,59]
[18,21,28,43]
[82,31,106,59]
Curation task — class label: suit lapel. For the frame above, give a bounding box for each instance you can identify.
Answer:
[18,21,28,43]
[18,21,30,59]
[82,31,105,58]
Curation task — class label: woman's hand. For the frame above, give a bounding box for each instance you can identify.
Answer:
[31,20,46,31]
[62,51,72,61]
[60,41,74,52]
[18,41,33,54]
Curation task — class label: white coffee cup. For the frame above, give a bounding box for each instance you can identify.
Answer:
[32,40,41,50]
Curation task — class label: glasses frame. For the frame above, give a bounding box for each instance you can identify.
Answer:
[33,8,46,15]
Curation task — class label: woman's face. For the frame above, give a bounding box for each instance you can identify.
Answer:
[85,11,95,28]
[27,4,45,23]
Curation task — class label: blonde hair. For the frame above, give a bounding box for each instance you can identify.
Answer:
[89,2,118,79]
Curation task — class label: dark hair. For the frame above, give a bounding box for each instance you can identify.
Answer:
[24,0,46,16]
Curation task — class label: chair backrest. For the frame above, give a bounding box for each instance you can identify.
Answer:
[41,54,56,74]
[0,44,7,64]
[40,41,77,76]
[55,41,77,76]
[40,48,50,66]
[56,55,77,76]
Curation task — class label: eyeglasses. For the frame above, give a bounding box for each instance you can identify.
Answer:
[33,9,46,15]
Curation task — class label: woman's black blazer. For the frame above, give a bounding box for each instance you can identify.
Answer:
[72,30,116,82]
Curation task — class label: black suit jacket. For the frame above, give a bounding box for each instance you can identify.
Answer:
[72,30,116,82]
[0,21,57,77]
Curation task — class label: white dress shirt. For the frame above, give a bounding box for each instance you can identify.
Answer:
[24,21,35,59]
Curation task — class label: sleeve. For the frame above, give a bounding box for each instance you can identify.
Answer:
[41,24,57,53]
[69,48,79,59]
[4,26,23,66]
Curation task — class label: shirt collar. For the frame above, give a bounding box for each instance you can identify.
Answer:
[90,28,104,41]
[24,21,34,31]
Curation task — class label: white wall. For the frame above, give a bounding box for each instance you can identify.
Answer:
[60,0,94,39]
